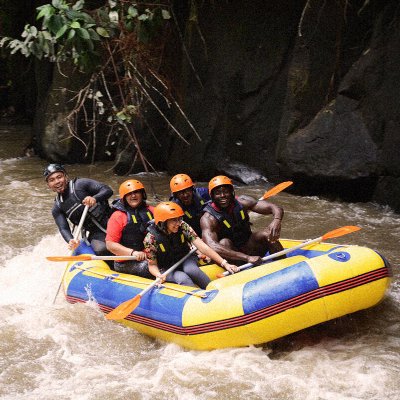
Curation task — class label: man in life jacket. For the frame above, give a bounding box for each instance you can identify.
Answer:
[200,175,285,266]
[144,202,238,288]
[105,179,153,277]
[44,163,113,255]
[169,173,210,236]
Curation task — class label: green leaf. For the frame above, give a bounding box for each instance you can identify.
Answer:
[88,29,100,41]
[37,5,53,21]
[47,15,64,35]
[77,28,90,40]
[72,0,84,11]
[55,24,68,39]
[42,31,53,40]
[70,21,81,29]
[67,28,76,40]
[66,10,83,20]
[29,26,38,36]
[51,0,62,10]
[128,6,138,18]
[96,27,110,38]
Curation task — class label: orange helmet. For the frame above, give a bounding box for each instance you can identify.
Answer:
[153,201,184,224]
[208,175,233,195]
[119,179,145,199]
[170,173,194,193]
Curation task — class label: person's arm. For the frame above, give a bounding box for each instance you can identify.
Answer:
[238,194,284,242]
[192,237,238,274]
[200,213,260,264]
[105,212,145,260]
[75,178,113,207]
[52,205,80,249]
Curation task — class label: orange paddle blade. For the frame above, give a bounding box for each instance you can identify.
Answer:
[322,225,361,240]
[47,255,92,262]
[105,295,141,320]
[262,181,293,200]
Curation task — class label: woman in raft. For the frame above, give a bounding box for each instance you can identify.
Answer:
[144,201,238,289]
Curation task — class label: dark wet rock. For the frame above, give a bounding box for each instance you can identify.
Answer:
[217,161,270,185]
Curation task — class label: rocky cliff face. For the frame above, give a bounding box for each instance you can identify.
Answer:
[165,0,400,212]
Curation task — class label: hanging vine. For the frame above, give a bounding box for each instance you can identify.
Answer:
[0,0,200,173]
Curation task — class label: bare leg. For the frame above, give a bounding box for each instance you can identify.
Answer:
[241,230,285,258]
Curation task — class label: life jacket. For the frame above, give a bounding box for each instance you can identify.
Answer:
[147,221,191,272]
[55,178,111,233]
[203,199,252,248]
[112,199,153,250]
[170,188,209,235]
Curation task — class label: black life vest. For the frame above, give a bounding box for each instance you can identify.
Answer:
[170,189,209,235]
[112,199,153,250]
[147,221,191,272]
[203,199,252,248]
[55,178,111,233]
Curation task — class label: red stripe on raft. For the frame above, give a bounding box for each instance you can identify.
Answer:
[66,267,389,336]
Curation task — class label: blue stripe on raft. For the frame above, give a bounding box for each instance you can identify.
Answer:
[66,264,187,327]
[242,261,319,314]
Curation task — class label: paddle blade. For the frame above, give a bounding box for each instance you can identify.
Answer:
[322,225,361,240]
[262,181,293,200]
[47,255,92,262]
[105,295,141,320]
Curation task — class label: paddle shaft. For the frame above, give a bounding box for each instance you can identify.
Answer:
[52,205,90,304]
[138,248,197,299]
[219,225,360,277]
[220,235,324,277]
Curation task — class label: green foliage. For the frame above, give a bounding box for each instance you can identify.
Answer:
[0,0,190,170]
[0,0,171,72]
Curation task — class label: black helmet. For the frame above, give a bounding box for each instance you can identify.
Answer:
[43,163,66,180]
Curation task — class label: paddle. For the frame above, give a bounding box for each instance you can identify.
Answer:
[216,225,361,278]
[260,181,293,200]
[105,248,197,321]
[51,205,90,304]
[47,254,140,262]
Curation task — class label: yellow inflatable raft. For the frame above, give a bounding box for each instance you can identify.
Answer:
[63,239,391,350]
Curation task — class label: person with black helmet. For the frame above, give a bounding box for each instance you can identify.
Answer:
[144,201,238,289]
[44,163,113,255]
[105,179,154,277]
[200,175,285,266]
[169,173,210,236]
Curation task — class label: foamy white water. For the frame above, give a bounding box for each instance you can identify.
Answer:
[1,125,399,400]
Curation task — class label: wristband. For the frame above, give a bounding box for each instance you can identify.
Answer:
[274,217,282,220]
[131,249,135,256]
[220,259,228,268]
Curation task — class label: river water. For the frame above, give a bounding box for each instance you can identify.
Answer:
[0,125,399,400]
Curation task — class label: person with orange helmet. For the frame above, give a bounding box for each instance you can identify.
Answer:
[200,175,285,266]
[44,164,113,255]
[144,201,238,288]
[105,179,154,277]
[169,173,211,236]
